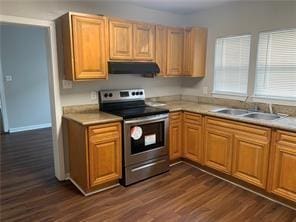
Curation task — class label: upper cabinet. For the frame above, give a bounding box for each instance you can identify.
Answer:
[56,12,208,81]
[57,12,108,81]
[133,23,155,60]
[109,19,155,61]
[183,27,207,77]
[155,25,167,76]
[109,19,133,60]
[167,27,184,76]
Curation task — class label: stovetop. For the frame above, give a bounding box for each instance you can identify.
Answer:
[103,105,169,119]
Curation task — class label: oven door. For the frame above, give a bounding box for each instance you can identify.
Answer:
[123,113,168,166]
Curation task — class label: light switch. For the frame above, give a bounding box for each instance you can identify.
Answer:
[5,75,12,82]
[90,91,97,100]
[62,80,72,89]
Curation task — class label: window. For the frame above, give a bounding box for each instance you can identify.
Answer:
[255,29,296,100]
[213,35,251,96]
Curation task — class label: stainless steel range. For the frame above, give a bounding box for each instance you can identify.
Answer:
[99,89,169,186]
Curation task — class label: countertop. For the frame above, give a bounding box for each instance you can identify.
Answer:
[157,100,296,132]
[63,111,123,126]
[62,101,296,132]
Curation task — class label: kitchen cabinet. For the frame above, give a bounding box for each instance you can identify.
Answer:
[268,130,296,202]
[155,25,167,76]
[169,112,183,160]
[109,19,133,60]
[205,125,233,174]
[66,120,122,193]
[133,22,155,60]
[183,112,203,163]
[167,27,184,76]
[232,128,271,188]
[204,116,271,184]
[58,12,108,81]
[109,19,155,61]
[183,27,207,77]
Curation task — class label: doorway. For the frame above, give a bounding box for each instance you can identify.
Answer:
[0,15,65,181]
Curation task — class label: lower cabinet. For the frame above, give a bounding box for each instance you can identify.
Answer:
[268,130,296,202]
[204,127,233,174]
[169,112,183,160]
[183,112,203,163]
[66,120,122,193]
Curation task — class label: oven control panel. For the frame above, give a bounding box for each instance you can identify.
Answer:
[99,89,145,103]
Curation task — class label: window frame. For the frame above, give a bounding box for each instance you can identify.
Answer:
[253,28,296,101]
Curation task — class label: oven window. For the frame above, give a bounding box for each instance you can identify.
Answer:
[131,122,164,154]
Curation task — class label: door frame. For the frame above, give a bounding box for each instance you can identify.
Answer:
[0,58,9,132]
[0,15,66,180]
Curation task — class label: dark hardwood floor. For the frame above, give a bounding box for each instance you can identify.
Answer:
[1,128,295,222]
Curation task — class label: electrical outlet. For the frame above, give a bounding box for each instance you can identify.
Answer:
[90,91,97,100]
[62,80,72,89]
[5,75,12,82]
[203,87,208,95]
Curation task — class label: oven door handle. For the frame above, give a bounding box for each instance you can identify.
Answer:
[124,114,168,124]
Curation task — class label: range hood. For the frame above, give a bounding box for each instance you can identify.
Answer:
[108,61,160,75]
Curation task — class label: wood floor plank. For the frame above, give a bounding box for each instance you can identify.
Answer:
[1,128,295,222]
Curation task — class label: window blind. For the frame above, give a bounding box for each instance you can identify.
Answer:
[254,29,296,100]
[213,35,251,95]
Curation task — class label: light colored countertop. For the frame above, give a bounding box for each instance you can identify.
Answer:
[63,111,122,126]
[62,100,296,132]
[158,100,296,132]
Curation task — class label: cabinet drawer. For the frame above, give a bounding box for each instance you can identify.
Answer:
[206,117,270,139]
[89,122,121,138]
[184,112,202,125]
[276,130,296,147]
[170,112,182,121]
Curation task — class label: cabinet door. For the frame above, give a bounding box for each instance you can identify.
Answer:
[232,134,270,188]
[133,23,155,60]
[183,28,193,76]
[205,128,233,174]
[167,28,184,76]
[72,15,108,80]
[88,123,122,188]
[155,25,167,76]
[183,122,202,163]
[169,112,182,160]
[268,131,296,202]
[109,19,133,60]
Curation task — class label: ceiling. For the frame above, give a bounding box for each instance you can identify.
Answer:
[123,0,242,14]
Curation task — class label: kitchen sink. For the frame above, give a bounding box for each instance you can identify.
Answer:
[211,108,288,121]
[242,112,287,120]
[212,108,249,116]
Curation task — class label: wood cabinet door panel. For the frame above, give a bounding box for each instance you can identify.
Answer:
[232,135,269,188]
[109,20,133,60]
[133,23,155,60]
[167,28,184,76]
[183,122,202,163]
[155,25,167,76]
[183,28,193,75]
[88,123,122,188]
[72,15,107,79]
[169,112,182,160]
[205,128,233,174]
[269,131,296,202]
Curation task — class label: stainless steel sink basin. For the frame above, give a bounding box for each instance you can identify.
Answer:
[212,108,249,116]
[242,112,286,120]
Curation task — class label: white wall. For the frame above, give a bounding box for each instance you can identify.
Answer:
[0,1,187,106]
[182,1,296,102]
[0,23,51,131]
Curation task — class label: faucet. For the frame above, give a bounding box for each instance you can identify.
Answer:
[269,103,273,114]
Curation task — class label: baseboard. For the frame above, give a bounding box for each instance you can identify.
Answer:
[9,123,51,133]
